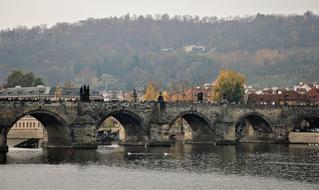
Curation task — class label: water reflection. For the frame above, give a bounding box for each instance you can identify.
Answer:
[2,144,319,184]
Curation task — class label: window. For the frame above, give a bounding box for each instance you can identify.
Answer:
[26,122,29,128]
[33,123,35,128]
[22,123,25,128]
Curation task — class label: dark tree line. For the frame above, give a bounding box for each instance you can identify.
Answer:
[4,70,45,88]
[0,12,319,89]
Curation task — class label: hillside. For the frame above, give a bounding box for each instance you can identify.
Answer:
[1,12,319,89]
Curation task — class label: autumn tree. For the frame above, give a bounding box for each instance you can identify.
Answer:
[162,91,171,101]
[167,79,190,101]
[143,81,160,100]
[5,70,45,88]
[170,93,184,102]
[212,70,245,103]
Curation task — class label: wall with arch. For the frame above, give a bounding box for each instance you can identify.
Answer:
[7,109,72,147]
[0,101,319,152]
[97,110,149,143]
[167,111,215,143]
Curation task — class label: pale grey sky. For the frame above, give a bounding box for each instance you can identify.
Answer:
[0,0,318,29]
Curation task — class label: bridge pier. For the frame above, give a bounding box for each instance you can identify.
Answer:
[118,123,150,145]
[150,123,170,142]
[71,124,98,149]
[0,127,8,153]
[150,122,217,145]
[187,124,215,144]
[214,122,237,144]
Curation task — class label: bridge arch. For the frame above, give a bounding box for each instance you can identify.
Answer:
[296,114,319,132]
[168,111,215,143]
[7,109,72,148]
[0,119,4,128]
[98,110,149,143]
[235,112,273,142]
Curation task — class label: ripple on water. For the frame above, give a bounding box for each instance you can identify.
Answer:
[0,164,318,190]
[1,144,319,189]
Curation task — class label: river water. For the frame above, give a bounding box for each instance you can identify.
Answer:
[0,143,319,190]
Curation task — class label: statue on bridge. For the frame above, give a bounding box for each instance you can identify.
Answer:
[133,89,138,102]
[197,92,204,102]
[157,91,166,110]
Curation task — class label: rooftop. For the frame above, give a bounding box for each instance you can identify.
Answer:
[0,86,102,99]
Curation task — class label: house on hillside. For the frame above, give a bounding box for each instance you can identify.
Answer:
[294,82,313,92]
[183,45,206,53]
[280,90,308,105]
[307,88,319,105]
[246,90,308,105]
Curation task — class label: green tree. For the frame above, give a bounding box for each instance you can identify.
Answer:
[212,70,245,103]
[5,70,45,88]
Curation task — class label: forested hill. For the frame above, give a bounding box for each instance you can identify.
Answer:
[1,12,319,89]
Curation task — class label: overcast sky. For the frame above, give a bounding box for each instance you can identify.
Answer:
[0,0,318,29]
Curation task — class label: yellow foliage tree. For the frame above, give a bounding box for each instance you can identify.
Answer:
[162,91,171,101]
[144,81,159,100]
[212,70,246,103]
[170,93,184,101]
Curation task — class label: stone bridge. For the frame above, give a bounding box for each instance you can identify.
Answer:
[1,100,319,152]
